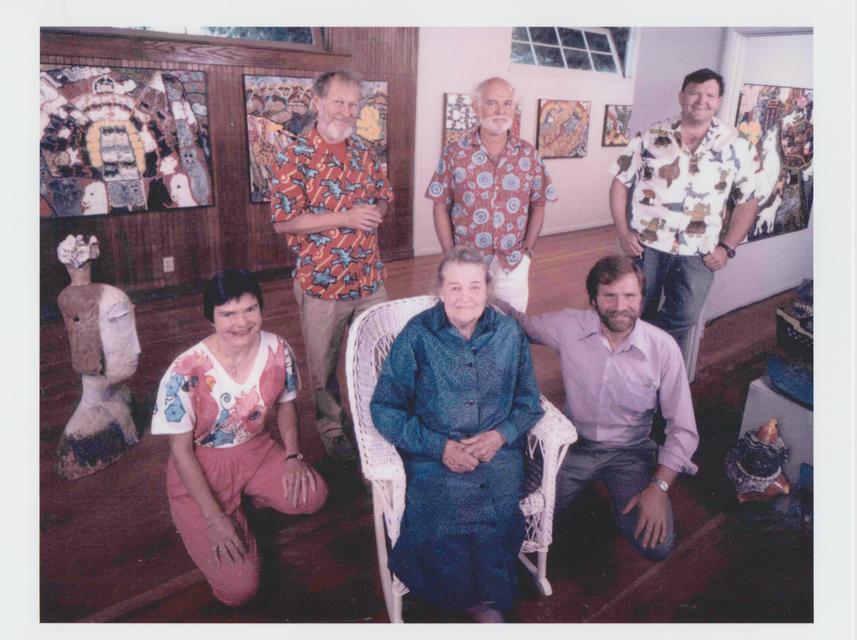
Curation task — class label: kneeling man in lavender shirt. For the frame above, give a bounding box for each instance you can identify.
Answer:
[499,255,699,560]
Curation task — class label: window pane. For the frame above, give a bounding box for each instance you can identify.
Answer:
[607,27,630,74]
[534,45,565,67]
[529,27,559,45]
[557,28,585,49]
[511,42,536,65]
[591,52,617,72]
[512,27,530,41]
[563,48,591,70]
[199,27,315,44]
[584,31,611,52]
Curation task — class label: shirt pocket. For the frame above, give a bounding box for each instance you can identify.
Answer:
[616,377,658,418]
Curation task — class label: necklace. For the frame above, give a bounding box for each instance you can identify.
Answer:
[215,335,257,376]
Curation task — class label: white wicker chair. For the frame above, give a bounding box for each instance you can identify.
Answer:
[345,295,578,623]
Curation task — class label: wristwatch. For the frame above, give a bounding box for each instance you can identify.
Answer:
[651,477,670,493]
[285,452,304,462]
[717,241,736,259]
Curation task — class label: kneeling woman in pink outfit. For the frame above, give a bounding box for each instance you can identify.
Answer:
[152,269,328,606]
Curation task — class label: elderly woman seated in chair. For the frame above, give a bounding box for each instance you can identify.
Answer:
[370,247,544,622]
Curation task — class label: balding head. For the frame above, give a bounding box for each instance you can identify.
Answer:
[473,77,515,109]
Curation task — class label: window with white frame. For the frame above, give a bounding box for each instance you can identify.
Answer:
[511,27,630,76]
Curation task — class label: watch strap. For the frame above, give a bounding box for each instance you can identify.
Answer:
[285,452,304,461]
[651,477,670,493]
[717,241,736,258]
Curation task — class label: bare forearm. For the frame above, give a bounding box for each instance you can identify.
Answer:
[273,210,349,235]
[609,178,632,233]
[653,465,679,485]
[169,434,222,519]
[722,198,759,248]
[277,401,301,456]
[432,202,455,253]
[523,205,545,251]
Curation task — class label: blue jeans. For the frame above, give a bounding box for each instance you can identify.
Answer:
[635,246,715,362]
[556,438,674,561]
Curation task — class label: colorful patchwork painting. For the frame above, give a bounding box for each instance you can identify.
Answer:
[40,65,213,217]
[244,75,388,203]
[442,93,522,147]
[537,99,591,159]
[602,104,632,147]
[734,84,813,241]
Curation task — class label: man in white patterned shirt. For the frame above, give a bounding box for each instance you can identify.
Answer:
[608,68,760,363]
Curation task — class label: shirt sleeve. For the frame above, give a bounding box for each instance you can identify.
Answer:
[608,131,643,187]
[656,340,700,475]
[529,149,558,204]
[275,336,301,404]
[505,306,565,352]
[493,328,545,446]
[150,362,195,436]
[367,148,394,204]
[269,143,307,224]
[370,328,449,460]
[730,137,761,204]
[424,145,455,205]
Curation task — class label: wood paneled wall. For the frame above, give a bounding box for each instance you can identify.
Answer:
[40,28,418,307]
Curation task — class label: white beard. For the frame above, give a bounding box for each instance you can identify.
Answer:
[480,115,512,136]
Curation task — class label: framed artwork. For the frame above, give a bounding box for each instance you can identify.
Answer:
[442,93,522,147]
[40,65,214,217]
[734,84,813,241]
[244,75,388,203]
[602,104,632,147]
[536,99,591,159]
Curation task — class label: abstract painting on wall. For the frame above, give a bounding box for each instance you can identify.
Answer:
[244,75,388,203]
[40,65,213,217]
[602,104,632,147]
[442,93,522,147]
[537,99,591,159]
[734,83,813,241]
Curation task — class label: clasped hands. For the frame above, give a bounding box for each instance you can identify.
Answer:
[442,430,504,473]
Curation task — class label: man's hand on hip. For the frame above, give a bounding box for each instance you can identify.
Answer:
[622,484,670,549]
[702,245,729,271]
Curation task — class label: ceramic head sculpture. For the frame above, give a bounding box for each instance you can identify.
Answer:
[56,234,141,479]
[725,418,792,503]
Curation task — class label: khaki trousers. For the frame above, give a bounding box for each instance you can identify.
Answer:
[293,279,389,438]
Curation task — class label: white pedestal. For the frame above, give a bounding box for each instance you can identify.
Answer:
[739,376,813,484]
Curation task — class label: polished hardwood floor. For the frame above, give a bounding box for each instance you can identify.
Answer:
[39,226,812,623]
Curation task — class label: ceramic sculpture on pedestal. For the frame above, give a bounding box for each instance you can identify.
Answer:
[56,234,142,479]
[725,418,792,503]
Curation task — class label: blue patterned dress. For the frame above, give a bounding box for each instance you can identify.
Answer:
[370,303,543,611]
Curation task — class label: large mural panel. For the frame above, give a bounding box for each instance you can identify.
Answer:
[40,65,213,217]
[734,83,813,241]
[244,75,388,203]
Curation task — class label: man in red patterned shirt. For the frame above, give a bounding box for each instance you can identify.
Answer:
[427,77,558,312]
[271,69,393,461]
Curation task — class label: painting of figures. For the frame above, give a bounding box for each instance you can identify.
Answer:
[602,104,632,146]
[40,65,213,217]
[537,99,591,159]
[442,93,522,147]
[244,75,388,203]
[734,83,813,241]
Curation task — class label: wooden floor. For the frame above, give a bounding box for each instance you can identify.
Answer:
[39,226,812,623]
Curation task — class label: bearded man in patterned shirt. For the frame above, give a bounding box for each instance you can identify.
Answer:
[608,68,760,365]
[271,69,393,461]
[426,77,557,312]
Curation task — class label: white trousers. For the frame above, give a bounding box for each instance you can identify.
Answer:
[488,254,531,313]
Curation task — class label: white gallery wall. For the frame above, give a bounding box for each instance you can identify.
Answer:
[411,27,813,322]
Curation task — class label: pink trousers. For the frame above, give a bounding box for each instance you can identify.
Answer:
[166,432,328,606]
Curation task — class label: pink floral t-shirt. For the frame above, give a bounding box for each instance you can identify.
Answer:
[151,331,300,448]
